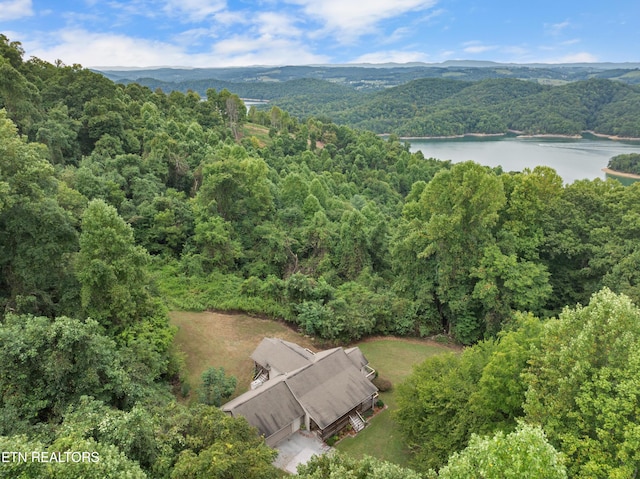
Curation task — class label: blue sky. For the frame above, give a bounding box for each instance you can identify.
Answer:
[1,0,638,68]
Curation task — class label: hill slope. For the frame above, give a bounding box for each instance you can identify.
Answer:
[275,77,640,137]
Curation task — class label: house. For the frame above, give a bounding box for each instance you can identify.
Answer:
[222,338,378,447]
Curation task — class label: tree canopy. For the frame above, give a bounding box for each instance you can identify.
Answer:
[608,152,640,175]
[437,423,566,479]
[524,288,640,478]
[2,33,640,478]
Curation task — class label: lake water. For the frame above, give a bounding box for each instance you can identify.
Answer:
[407,136,640,184]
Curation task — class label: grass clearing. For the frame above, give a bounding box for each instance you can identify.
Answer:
[170,312,455,466]
[242,123,272,147]
[169,311,314,400]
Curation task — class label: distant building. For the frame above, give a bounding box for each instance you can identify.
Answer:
[222,338,378,446]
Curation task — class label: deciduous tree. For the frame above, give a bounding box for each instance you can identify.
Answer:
[396,341,497,471]
[437,423,566,479]
[0,314,132,432]
[402,161,506,343]
[76,199,150,332]
[297,453,424,479]
[524,288,640,478]
[198,367,237,407]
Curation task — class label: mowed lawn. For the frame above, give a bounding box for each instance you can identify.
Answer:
[170,311,455,466]
[335,338,456,466]
[169,311,315,399]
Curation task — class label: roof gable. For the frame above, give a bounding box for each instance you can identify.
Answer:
[286,348,378,429]
[223,339,377,435]
[250,338,315,375]
[222,376,304,437]
[345,347,368,369]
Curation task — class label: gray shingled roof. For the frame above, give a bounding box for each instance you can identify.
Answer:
[221,376,304,437]
[345,347,368,369]
[223,340,378,436]
[250,337,315,374]
[286,348,378,429]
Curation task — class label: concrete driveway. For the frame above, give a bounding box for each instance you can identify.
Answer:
[273,431,332,474]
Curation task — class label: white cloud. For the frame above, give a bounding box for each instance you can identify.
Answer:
[213,9,248,27]
[0,0,33,21]
[26,29,329,68]
[285,0,438,42]
[211,36,262,56]
[162,0,226,22]
[417,7,446,23]
[255,11,302,38]
[553,52,599,63]
[462,41,497,54]
[383,26,413,44]
[101,0,158,19]
[545,20,571,36]
[28,30,192,67]
[502,45,528,56]
[60,10,102,26]
[525,49,599,64]
[464,45,496,54]
[172,28,213,46]
[210,35,329,66]
[351,49,430,64]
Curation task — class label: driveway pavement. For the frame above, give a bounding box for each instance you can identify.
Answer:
[273,430,332,474]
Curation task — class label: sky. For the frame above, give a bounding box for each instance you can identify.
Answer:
[1,0,639,68]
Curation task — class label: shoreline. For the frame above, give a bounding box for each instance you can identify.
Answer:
[584,130,640,142]
[515,133,582,139]
[383,130,640,142]
[393,132,508,140]
[602,167,640,180]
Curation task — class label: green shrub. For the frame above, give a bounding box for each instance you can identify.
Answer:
[325,435,338,447]
[433,334,452,344]
[372,375,393,392]
[180,381,191,398]
[198,367,237,406]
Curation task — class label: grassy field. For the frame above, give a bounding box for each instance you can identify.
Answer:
[169,311,314,399]
[170,311,454,466]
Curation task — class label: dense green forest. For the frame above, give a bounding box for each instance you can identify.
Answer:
[272,77,640,137]
[608,152,640,175]
[108,65,640,138]
[3,33,640,477]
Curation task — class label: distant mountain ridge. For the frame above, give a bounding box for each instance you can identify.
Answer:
[96,62,640,91]
[97,60,640,74]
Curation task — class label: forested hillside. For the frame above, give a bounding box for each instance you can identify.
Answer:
[608,152,640,174]
[273,77,640,137]
[3,33,640,477]
[107,65,640,138]
[126,76,361,105]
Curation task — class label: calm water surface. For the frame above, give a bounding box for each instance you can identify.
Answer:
[408,136,640,184]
